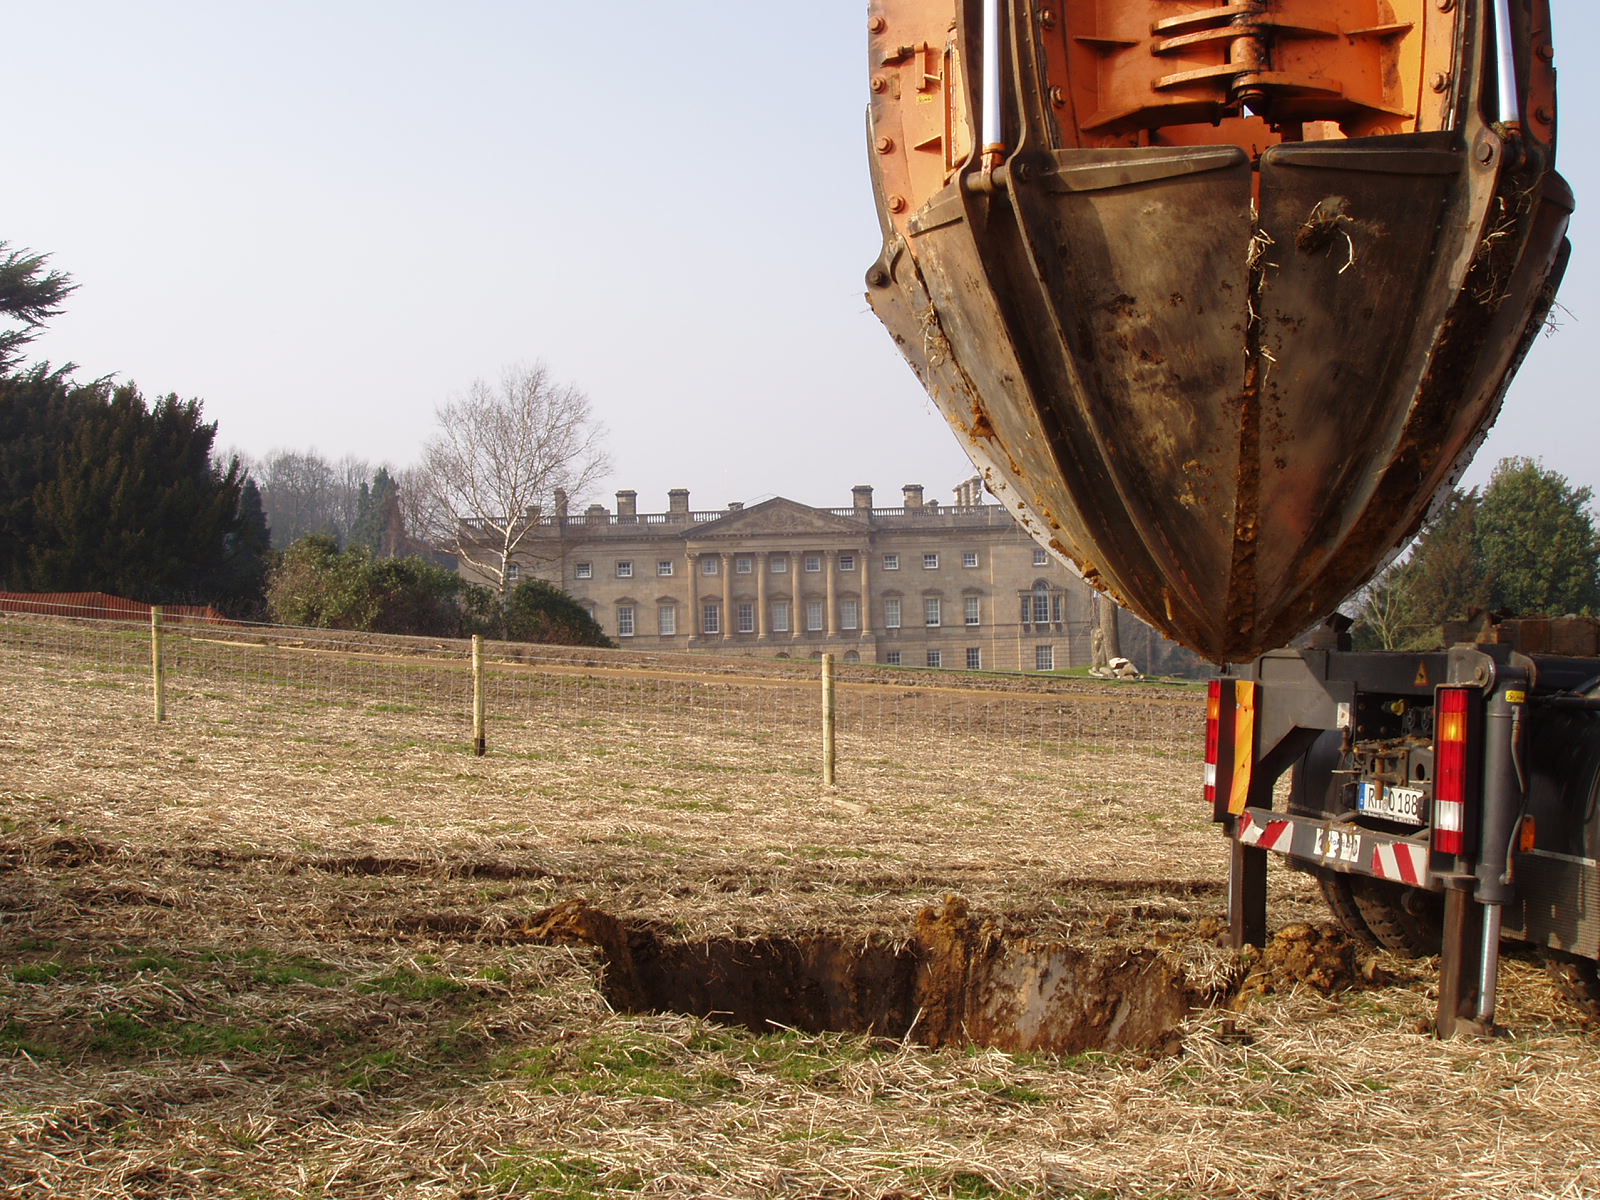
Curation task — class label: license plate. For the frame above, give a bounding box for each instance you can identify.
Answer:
[1357,780,1426,825]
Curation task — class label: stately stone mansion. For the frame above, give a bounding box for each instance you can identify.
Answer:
[468,479,1181,673]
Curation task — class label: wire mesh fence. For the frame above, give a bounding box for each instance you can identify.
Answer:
[0,609,1204,783]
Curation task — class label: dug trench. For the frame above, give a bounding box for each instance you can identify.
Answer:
[526,894,1373,1057]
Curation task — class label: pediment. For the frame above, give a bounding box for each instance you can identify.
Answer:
[688,497,866,540]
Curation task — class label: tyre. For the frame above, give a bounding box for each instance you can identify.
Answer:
[1348,875,1443,957]
[1314,870,1380,949]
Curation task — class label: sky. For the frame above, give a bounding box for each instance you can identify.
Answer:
[6,2,1597,516]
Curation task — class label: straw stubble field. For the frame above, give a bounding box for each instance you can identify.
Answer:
[3,621,1600,1199]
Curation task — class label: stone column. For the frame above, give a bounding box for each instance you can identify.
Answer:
[825,551,839,636]
[756,551,769,639]
[686,553,700,640]
[859,547,871,635]
[789,551,801,637]
[721,553,733,639]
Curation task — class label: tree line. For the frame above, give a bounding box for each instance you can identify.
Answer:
[1347,456,1600,649]
[0,240,611,645]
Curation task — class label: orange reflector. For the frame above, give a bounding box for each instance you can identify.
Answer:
[1520,816,1537,853]
[1229,681,1256,816]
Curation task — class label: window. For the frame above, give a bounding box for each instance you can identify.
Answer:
[735,555,753,574]
[771,600,790,633]
[884,597,901,629]
[506,562,520,582]
[924,597,942,626]
[658,605,676,636]
[771,557,788,573]
[701,556,720,575]
[964,596,981,626]
[962,551,979,568]
[657,560,674,576]
[702,604,721,634]
[883,554,899,570]
[839,554,855,571]
[840,599,859,631]
[616,560,633,578]
[616,605,635,637]
[1036,645,1055,672]
[1032,585,1050,626]
[805,601,824,632]
[575,562,592,579]
[737,603,755,634]
[885,650,902,666]
[927,649,943,668]
[804,554,822,573]
[966,647,982,670]
[923,553,939,570]
[1033,548,1049,567]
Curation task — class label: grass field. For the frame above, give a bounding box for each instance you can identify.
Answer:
[3,618,1600,1198]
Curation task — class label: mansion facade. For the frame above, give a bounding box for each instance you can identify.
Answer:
[469,480,1177,673]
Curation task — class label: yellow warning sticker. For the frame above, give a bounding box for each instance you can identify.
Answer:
[1414,662,1429,688]
[1507,690,1526,705]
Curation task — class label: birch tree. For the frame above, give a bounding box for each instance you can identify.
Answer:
[417,361,609,597]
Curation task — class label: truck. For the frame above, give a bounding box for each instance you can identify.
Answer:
[863,0,1585,1033]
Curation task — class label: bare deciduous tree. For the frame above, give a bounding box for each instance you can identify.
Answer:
[417,361,609,596]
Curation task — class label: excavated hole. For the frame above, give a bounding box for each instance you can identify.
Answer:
[528,895,1212,1056]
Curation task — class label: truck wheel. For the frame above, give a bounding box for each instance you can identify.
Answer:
[1545,950,1600,1023]
[1314,870,1380,949]
[1348,876,1442,957]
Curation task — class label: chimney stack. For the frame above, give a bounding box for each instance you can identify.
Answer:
[902,483,925,510]
[616,490,637,520]
[668,488,690,516]
[852,484,874,514]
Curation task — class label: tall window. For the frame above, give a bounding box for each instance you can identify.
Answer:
[926,649,943,668]
[884,598,901,629]
[924,597,942,626]
[702,604,721,634]
[964,596,981,626]
[840,599,859,631]
[506,562,520,582]
[966,647,982,670]
[658,605,676,636]
[616,560,633,578]
[1036,645,1055,671]
[805,601,824,632]
[771,600,790,633]
[1032,585,1050,626]
[616,605,635,637]
[737,603,755,634]
[657,560,674,576]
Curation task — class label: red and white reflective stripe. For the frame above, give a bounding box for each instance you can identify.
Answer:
[1238,812,1291,851]
[1372,842,1428,887]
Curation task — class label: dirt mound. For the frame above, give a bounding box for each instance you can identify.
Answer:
[530,895,1198,1055]
[1234,921,1385,1001]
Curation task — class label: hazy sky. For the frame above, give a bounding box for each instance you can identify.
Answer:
[8,2,1596,516]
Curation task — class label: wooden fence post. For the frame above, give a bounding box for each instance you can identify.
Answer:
[821,652,836,787]
[150,606,166,723]
[472,635,486,756]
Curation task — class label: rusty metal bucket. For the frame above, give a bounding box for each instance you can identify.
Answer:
[866,0,1571,662]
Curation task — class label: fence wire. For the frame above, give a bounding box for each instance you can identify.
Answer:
[0,612,1203,779]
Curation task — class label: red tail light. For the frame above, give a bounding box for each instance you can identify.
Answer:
[1433,686,1471,855]
[1205,679,1222,809]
